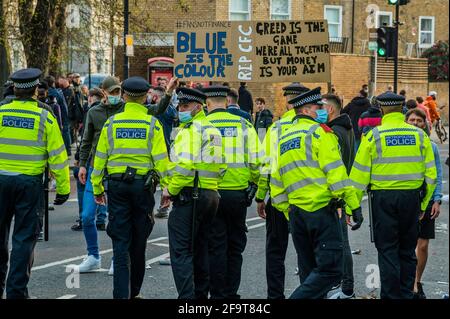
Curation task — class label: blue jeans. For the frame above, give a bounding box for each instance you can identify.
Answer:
[81,168,107,258]
[74,167,106,225]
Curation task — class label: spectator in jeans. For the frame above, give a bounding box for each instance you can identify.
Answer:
[71,88,108,232]
[342,89,371,152]
[226,88,252,123]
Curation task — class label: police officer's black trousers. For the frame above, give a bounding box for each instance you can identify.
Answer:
[372,189,420,299]
[288,204,343,299]
[209,190,247,299]
[106,179,155,299]
[168,188,219,299]
[265,199,289,299]
[0,174,42,299]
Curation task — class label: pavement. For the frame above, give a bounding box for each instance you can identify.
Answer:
[10,136,450,299]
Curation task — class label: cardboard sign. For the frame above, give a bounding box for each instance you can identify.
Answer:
[174,20,331,83]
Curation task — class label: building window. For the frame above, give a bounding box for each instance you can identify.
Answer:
[229,0,251,21]
[419,16,435,48]
[324,5,342,41]
[376,11,393,27]
[271,0,290,20]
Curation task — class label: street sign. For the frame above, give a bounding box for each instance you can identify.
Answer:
[368,41,378,51]
[369,28,378,41]
[125,35,134,57]
[126,45,134,57]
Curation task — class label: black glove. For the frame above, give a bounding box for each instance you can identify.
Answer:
[54,193,70,205]
[351,207,364,230]
[245,183,258,207]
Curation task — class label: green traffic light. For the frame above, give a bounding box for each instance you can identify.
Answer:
[388,0,398,4]
[378,48,386,56]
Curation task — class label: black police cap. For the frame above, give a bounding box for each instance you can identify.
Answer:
[10,68,42,89]
[376,91,405,107]
[288,87,324,108]
[122,76,150,97]
[176,87,207,104]
[282,83,309,96]
[201,86,230,98]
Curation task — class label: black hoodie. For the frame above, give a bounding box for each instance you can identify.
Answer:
[342,96,371,140]
[328,114,355,174]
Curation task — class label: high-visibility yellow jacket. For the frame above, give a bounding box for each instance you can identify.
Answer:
[256,109,295,216]
[167,110,226,195]
[91,102,170,196]
[206,109,263,190]
[0,99,70,194]
[276,116,360,213]
[350,112,437,211]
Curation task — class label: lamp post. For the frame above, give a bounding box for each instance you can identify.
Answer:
[123,0,129,80]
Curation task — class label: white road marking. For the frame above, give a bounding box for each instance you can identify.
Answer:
[247,222,266,230]
[152,243,169,247]
[67,198,78,202]
[146,252,170,267]
[31,237,168,271]
[57,294,77,299]
[246,217,262,222]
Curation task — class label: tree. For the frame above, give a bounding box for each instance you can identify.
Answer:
[421,41,449,82]
[17,0,69,73]
[0,0,11,94]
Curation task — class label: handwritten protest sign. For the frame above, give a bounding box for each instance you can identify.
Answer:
[174,20,331,83]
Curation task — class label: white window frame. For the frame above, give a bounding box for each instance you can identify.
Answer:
[418,16,435,49]
[270,0,291,20]
[229,0,251,21]
[324,5,343,41]
[376,11,393,28]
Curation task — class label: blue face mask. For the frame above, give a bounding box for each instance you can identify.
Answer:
[178,111,193,123]
[108,95,121,105]
[314,109,328,124]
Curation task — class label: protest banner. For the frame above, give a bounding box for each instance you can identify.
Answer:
[174,20,331,83]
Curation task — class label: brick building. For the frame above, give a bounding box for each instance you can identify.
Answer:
[116,0,449,118]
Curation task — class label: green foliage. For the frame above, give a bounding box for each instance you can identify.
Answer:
[421,40,449,82]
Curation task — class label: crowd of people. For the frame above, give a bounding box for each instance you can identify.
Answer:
[0,68,447,300]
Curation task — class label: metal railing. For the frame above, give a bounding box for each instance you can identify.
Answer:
[329,37,349,53]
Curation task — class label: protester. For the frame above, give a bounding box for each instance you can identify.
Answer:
[358,96,382,136]
[238,82,253,115]
[342,89,371,151]
[406,99,417,110]
[227,88,252,123]
[416,96,432,126]
[254,97,273,133]
[425,91,440,125]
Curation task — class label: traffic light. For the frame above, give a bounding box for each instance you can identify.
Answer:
[388,0,410,5]
[377,27,397,58]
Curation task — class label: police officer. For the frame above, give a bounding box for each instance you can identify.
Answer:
[91,76,170,299]
[203,85,263,299]
[161,87,224,299]
[0,68,70,299]
[255,83,309,299]
[350,92,437,299]
[275,87,363,299]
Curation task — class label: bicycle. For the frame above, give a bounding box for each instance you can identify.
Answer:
[434,118,448,143]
